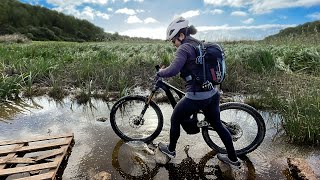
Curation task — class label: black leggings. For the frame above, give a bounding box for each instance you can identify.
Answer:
[168,92,238,161]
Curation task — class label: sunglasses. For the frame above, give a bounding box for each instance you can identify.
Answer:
[171,37,177,44]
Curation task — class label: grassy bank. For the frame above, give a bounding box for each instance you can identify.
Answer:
[0,41,175,99]
[0,40,319,144]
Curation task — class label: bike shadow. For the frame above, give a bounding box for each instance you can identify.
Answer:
[111,140,256,180]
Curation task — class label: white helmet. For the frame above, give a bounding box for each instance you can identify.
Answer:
[166,17,189,40]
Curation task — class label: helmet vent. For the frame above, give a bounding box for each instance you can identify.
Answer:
[169,29,175,36]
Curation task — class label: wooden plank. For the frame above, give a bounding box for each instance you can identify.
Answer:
[0,162,58,176]
[0,134,74,179]
[0,157,35,164]
[16,171,55,180]
[0,141,70,156]
[0,144,25,169]
[0,133,73,146]
[35,149,64,162]
[49,137,73,179]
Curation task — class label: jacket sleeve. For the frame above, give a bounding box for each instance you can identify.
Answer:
[157,44,190,78]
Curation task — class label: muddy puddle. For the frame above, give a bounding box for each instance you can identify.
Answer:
[0,96,319,179]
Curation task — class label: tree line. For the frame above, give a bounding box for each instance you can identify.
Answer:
[0,0,155,42]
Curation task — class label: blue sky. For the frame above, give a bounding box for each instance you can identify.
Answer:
[20,0,320,41]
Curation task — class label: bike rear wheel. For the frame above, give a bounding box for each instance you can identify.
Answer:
[202,102,266,156]
[110,95,163,143]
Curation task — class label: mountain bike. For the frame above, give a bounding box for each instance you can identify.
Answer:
[110,65,266,156]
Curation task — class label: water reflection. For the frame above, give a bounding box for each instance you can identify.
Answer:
[0,97,113,123]
[111,140,257,180]
[0,98,43,123]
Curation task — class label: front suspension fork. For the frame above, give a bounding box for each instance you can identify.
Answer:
[138,90,156,120]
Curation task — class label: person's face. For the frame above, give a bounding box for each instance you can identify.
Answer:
[171,33,184,48]
[171,37,180,47]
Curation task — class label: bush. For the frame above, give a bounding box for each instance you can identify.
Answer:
[283,47,320,76]
[0,34,31,43]
[28,27,59,41]
[280,89,320,144]
[247,49,275,73]
[0,74,25,100]
[0,25,17,35]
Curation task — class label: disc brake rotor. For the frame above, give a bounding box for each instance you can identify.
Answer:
[129,115,144,128]
[226,122,243,141]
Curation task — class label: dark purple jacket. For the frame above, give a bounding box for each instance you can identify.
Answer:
[157,36,203,92]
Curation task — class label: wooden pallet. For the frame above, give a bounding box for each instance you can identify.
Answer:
[0,133,74,180]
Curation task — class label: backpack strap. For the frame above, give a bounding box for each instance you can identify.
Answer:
[179,43,198,82]
[184,42,207,83]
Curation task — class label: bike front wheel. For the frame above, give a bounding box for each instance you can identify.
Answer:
[202,102,266,156]
[110,95,164,143]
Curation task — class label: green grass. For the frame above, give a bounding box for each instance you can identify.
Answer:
[0,74,25,100]
[281,89,320,144]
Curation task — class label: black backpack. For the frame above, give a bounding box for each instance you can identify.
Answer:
[183,42,226,91]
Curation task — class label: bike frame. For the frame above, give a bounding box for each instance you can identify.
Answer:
[147,79,185,108]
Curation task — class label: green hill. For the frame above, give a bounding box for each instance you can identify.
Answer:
[0,0,147,42]
[264,20,320,43]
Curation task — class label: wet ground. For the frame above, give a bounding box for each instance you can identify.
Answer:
[0,96,319,179]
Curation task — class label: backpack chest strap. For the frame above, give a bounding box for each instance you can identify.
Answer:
[184,75,193,82]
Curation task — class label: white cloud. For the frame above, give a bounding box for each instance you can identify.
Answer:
[127,15,143,23]
[53,6,78,16]
[53,6,110,20]
[250,0,320,14]
[47,0,79,7]
[203,0,254,7]
[242,18,254,24]
[46,0,142,7]
[197,24,296,31]
[210,9,224,15]
[115,8,136,15]
[126,16,158,24]
[203,0,320,14]
[47,0,109,6]
[144,17,158,24]
[84,0,109,5]
[120,27,166,39]
[180,10,200,18]
[136,9,145,13]
[82,6,95,20]
[231,11,247,16]
[24,0,41,5]
[123,0,144,2]
[97,12,110,20]
[307,12,320,20]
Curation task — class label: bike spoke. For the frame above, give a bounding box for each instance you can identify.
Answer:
[207,108,259,151]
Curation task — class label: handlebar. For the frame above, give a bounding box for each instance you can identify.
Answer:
[153,65,163,90]
[155,65,160,72]
[153,64,185,99]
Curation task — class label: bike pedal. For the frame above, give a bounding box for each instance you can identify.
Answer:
[197,121,209,128]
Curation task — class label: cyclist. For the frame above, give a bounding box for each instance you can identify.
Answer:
[156,17,240,167]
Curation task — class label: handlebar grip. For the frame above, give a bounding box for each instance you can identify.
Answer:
[155,65,160,72]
